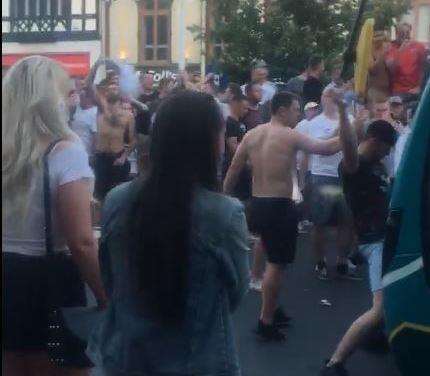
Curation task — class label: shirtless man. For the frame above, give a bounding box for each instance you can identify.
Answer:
[224,91,342,341]
[94,92,136,201]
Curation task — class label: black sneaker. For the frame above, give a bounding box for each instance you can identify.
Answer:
[273,307,292,328]
[336,263,362,281]
[254,320,286,342]
[319,360,349,376]
[315,261,329,280]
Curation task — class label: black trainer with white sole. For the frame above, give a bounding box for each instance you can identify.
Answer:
[254,320,286,342]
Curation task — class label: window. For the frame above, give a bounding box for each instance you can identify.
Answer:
[139,0,172,65]
[2,0,99,42]
[12,0,71,18]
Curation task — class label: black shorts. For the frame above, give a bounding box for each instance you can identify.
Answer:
[94,151,130,200]
[248,197,298,265]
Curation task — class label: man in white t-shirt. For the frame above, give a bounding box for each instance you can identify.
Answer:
[241,61,276,105]
[302,88,355,280]
[296,101,320,189]
[70,86,98,158]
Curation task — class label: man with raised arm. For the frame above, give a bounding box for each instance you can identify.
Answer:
[224,91,341,341]
[320,93,397,376]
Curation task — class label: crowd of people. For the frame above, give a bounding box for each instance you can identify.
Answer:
[2,20,429,376]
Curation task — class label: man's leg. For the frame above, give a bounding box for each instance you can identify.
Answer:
[250,238,265,290]
[312,225,328,279]
[260,262,286,325]
[327,291,383,366]
[335,221,354,278]
[321,242,384,374]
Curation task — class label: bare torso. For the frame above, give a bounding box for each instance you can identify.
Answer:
[96,111,133,154]
[247,123,299,198]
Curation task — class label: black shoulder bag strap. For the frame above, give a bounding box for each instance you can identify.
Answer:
[43,139,63,258]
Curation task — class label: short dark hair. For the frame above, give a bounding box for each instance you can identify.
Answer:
[271,91,299,114]
[227,82,242,97]
[308,56,323,70]
[231,93,248,103]
[365,120,397,146]
[245,81,260,96]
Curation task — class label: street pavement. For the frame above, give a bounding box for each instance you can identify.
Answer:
[233,231,401,376]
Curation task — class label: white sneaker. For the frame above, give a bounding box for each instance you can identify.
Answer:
[249,279,263,292]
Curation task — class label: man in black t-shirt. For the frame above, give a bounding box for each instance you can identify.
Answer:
[320,96,397,376]
[225,94,248,165]
[303,56,325,105]
[223,94,250,200]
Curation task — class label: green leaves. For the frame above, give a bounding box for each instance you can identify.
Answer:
[193,0,410,82]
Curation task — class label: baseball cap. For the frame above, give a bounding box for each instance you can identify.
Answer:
[389,96,403,105]
[304,102,319,111]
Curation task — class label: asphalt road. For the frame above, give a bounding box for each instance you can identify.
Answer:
[233,231,401,376]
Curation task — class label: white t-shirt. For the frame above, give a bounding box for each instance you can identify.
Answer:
[306,113,352,178]
[260,81,277,104]
[241,81,276,104]
[70,105,98,155]
[3,141,94,257]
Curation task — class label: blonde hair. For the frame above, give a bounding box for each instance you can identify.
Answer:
[2,55,75,219]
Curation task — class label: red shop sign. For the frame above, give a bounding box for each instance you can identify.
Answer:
[2,52,90,77]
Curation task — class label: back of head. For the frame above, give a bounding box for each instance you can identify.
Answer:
[2,55,73,219]
[130,90,223,325]
[308,56,323,71]
[271,91,298,115]
[227,82,242,97]
[365,120,397,147]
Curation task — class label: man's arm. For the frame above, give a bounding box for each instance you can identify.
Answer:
[353,106,370,143]
[336,99,359,173]
[298,152,309,191]
[295,132,340,156]
[224,135,249,194]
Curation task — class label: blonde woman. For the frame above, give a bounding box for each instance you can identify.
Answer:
[2,56,106,376]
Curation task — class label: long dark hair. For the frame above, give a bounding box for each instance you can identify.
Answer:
[129,90,223,325]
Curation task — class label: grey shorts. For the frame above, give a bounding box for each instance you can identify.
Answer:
[309,175,350,226]
[359,242,383,292]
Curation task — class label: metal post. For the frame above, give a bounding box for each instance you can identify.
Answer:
[200,0,207,82]
[178,0,186,71]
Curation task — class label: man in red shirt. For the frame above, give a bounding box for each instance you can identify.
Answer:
[385,22,426,98]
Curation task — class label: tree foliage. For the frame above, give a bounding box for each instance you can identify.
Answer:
[200,0,410,82]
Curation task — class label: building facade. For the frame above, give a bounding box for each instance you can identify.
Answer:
[105,0,210,72]
[2,0,102,77]
[411,0,430,44]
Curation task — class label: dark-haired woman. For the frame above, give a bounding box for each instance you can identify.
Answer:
[88,91,250,376]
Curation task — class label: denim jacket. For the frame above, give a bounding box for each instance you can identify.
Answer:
[87,181,250,375]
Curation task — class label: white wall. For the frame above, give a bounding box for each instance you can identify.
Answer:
[417,5,430,43]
